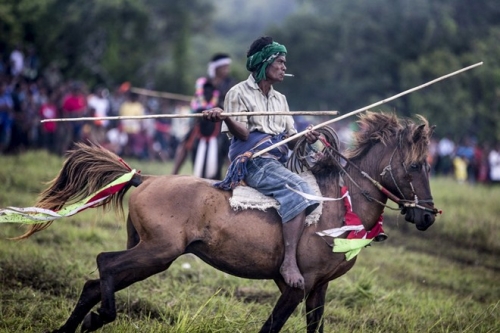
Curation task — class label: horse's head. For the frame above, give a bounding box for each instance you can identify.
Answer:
[346,112,439,231]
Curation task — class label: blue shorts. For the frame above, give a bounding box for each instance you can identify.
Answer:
[244,157,320,223]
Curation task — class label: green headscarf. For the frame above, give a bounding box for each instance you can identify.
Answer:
[246,42,287,83]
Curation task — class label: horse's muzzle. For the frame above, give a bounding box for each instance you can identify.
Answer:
[402,207,435,231]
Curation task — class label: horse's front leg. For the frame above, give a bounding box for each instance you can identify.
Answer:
[260,285,305,333]
[305,283,328,333]
[48,279,102,333]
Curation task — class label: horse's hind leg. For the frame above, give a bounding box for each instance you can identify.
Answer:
[49,279,101,333]
[305,283,328,333]
[81,241,180,332]
[51,241,181,333]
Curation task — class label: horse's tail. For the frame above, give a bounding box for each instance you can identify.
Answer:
[15,142,141,240]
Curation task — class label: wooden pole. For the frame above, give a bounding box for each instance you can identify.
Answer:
[130,87,193,102]
[253,61,483,158]
[40,111,339,123]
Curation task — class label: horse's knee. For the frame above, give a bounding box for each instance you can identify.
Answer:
[95,252,108,271]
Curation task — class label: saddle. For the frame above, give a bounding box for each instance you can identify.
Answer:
[228,126,341,225]
[229,171,323,226]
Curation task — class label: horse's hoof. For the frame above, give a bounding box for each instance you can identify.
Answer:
[374,232,388,242]
[81,311,104,333]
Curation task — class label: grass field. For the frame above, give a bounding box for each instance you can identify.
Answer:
[0,150,499,333]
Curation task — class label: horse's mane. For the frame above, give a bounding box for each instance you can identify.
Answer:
[344,111,433,165]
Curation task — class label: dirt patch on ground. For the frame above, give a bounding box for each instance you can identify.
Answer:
[383,217,500,272]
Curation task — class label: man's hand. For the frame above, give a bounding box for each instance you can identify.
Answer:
[304,125,320,144]
[202,107,226,122]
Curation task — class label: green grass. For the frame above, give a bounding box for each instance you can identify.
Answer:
[1,150,499,332]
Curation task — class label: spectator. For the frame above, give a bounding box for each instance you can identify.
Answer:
[435,135,455,176]
[8,80,31,153]
[119,91,145,158]
[9,45,24,78]
[475,141,489,183]
[0,80,13,153]
[23,46,39,81]
[103,126,128,155]
[43,62,63,90]
[61,82,87,152]
[454,137,475,184]
[488,142,500,184]
[87,85,110,144]
[171,53,236,179]
[39,90,59,154]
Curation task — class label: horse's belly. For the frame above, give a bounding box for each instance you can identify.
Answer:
[186,212,285,279]
[188,243,283,279]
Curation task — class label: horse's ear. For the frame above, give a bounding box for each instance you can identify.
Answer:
[412,124,426,143]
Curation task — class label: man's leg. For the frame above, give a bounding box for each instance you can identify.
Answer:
[281,211,306,290]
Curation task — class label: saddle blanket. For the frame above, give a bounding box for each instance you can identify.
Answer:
[229,171,323,225]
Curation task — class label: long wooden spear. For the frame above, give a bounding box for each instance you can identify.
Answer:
[252,61,483,158]
[40,111,339,123]
[130,87,192,102]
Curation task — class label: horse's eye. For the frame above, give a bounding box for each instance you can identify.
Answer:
[410,163,420,170]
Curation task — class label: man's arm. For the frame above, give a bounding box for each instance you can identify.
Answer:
[202,107,249,141]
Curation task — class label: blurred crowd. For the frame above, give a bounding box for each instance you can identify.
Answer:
[428,136,500,185]
[1,45,500,185]
[0,45,192,161]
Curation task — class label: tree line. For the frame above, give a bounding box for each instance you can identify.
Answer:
[1,0,499,142]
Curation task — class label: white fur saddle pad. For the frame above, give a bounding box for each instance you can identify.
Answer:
[229,171,323,225]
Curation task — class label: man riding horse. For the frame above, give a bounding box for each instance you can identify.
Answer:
[203,36,321,290]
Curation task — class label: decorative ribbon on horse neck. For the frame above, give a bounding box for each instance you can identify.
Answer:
[315,187,385,260]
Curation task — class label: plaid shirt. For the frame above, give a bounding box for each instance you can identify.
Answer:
[221,74,297,137]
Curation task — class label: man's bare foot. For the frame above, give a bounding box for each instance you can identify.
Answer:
[280,262,305,289]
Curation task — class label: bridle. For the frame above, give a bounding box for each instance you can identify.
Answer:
[317,135,442,216]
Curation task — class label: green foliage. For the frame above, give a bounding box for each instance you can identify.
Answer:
[269,0,500,142]
[0,0,214,89]
[2,0,499,140]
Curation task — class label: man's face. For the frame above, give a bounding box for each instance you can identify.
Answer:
[266,55,287,83]
[215,64,230,79]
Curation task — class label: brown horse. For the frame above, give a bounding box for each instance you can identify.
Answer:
[18,112,438,333]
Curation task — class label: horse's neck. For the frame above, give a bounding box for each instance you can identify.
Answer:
[343,157,387,231]
[316,173,345,230]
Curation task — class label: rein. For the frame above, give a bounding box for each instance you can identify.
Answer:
[316,136,441,216]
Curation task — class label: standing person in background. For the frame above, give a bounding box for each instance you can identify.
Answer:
[61,82,87,152]
[436,135,455,176]
[119,91,145,158]
[39,90,58,154]
[9,45,24,78]
[23,46,39,82]
[202,36,320,289]
[0,80,13,153]
[488,142,500,184]
[171,53,236,179]
[454,137,475,184]
[87,85,110,145]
